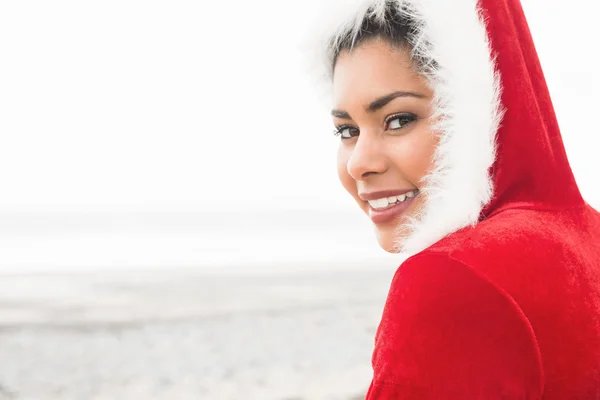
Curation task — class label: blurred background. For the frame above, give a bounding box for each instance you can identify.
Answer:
[0,0,598,399]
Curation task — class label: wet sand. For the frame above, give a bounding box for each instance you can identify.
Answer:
[0,266,395,399]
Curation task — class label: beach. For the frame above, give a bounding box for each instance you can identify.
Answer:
[0,265,396,400]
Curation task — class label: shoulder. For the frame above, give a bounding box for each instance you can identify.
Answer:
[369,253,544,399]
[427,208,582,302]
[433,208,564,256]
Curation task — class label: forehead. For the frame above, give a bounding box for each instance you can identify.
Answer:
[332,39,430,107]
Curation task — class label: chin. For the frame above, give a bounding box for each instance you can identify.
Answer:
[375,224,410,253]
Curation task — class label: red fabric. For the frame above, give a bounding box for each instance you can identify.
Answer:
[366,0,600,398]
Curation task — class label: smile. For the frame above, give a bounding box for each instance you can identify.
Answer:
[367,190,419,210]
[364,190,420,224]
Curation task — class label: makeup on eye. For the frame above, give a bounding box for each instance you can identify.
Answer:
[385,113,417,130]
[333,125,359,139]
[333,112,418,139]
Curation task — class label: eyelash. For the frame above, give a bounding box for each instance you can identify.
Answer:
[332,124,357,139]
[333,113,417,139]
[385,113,417,129]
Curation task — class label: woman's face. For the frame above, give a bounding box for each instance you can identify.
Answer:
[332,39,438,252]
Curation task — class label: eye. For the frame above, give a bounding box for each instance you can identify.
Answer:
[385,113,417,130]
[333,125,359,139]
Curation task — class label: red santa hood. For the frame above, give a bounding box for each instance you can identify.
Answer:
[311,0,587,255]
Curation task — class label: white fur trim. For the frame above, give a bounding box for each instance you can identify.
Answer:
[308,0,503,256]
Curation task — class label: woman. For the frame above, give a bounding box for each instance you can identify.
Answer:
[313,0,600,398]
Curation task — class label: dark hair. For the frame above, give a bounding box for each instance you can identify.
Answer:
[329,4,421,75]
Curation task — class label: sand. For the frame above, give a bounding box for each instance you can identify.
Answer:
[0,266,395,400]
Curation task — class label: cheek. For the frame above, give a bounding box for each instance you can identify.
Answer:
[337,146,358,197]
[388,128,438,186]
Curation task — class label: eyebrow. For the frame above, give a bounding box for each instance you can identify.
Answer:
[331,91,426,119]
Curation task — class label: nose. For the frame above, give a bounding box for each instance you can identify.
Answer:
[346,133,388,181]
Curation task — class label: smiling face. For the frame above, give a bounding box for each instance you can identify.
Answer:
[332,38,438,252]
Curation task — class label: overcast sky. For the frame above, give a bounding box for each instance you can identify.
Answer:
[0,0,598,214]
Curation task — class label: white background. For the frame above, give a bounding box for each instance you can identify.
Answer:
[0,0,598,270]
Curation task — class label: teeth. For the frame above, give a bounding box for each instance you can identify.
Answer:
[367,198,389,210]
[367,191,418,210]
